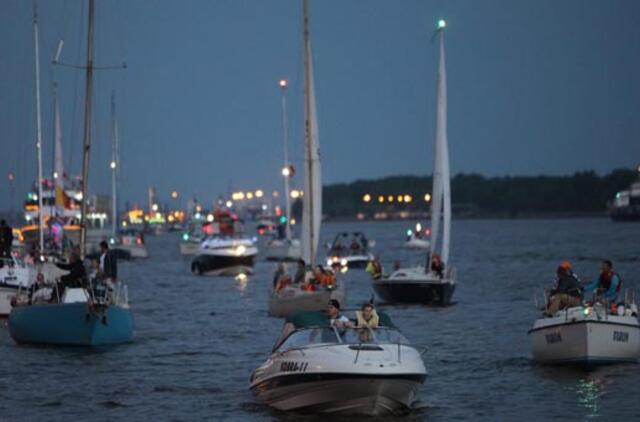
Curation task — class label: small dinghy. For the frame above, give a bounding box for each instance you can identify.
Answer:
[529,291,640,365]
[250,309,426,415]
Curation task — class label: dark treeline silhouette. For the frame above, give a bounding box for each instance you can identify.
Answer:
[313,168,637,219]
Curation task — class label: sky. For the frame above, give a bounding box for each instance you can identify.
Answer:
[1,0,640,210]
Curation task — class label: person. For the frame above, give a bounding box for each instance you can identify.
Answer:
[355,303,379,342]
[326,299,351,328]
[350,239,360,252]
[0,220,13,258]
[99,241,117,287]
[430,254,445,278]
[365,258,382,280]
[545,262,582,316]
[29,272,53,304]
[583,260,622,303]
[56,251,87,289]
[273,263,287,288]
[293,259,306,284]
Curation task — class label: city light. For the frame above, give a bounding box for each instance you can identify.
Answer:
[207,213,214,222]
[424,193,432,202]
[397,195,404,203]
[255,190,264,198]
[110,161,116,169]
[171,191,178,199]
[378,195,384,203]
[387,195,394,202]
[279,79,288,88]
[404,194,413,203]
[291,190,300,199]
[362,193,371,203]
[152,203,159,212]
[246,192,254,199]
[272,191,279,198]
[226,200,233,208]
[282,166,291,177]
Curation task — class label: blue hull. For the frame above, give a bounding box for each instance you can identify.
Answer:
[9,302,133,346]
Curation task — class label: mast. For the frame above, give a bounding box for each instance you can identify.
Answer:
[279,79,292,241]
[32,0,45,255]
[303,0,314,268]
[79,0,96,259]
[110,91,119,238]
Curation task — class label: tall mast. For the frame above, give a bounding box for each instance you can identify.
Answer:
[279,79,292,241]
[110,91,119,238]
[32,0,45,255]
[303,0,315,268]
[79,0,96,259]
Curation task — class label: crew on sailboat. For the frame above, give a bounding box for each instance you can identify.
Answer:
[544,262,582,316]
[0,220,14,258]
[583,259,622,302]
[55,251,86,289]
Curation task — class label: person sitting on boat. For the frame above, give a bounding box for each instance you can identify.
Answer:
[350,239,361,252]
[275,274,293,291]
[29,272,53,304]
[583,259,622,303]
[273,263,287,288]
[293,259,306,284]
[326,299,352,329]
[365,258,383,279]
[430,254,445,278]
[545,262,582,316]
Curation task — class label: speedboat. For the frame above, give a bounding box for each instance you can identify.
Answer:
[9,284,133,346]
[117,229,148,259]
[191,235,257,276]
[0,256,34,317]
[403,223,430,250]
[609,167,640,221]
[264,237,301,262]
[250,310,427,415]
[529,293,640,365]
[180,231,203,256]
[372,265,455,306]
[268,266,345,317]
[325,232,374,269]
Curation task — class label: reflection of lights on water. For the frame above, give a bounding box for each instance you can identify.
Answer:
[235,273,248,292]
[576,378,602,418]
[340,265,348,273]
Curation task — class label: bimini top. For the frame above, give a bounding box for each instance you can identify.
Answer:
[286,310,396,329]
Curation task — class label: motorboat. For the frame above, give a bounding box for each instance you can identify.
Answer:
[529,291,640,365]
[325,232,374,269]
[264,237,301,262]
[268,0,347,316]
[403,223,430,250]
[0,256,35,317]
[609,167,640,221]
[117,229,148,259]
[371,20,456,306]
[250,310,427,415]
[179,219,206,256]
[9,284,133,346]
[191,210,258,276]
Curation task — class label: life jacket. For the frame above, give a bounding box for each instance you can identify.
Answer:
[356,309,379,328]
[599,271,622,293]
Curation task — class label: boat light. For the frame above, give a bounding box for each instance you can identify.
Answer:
[206,213,214,222]
[340,258,348,267]
[340,265,348,273]
[407,229,413,236]
[416,223,422,232]
[583,307,591,316]
[235,245,247,255]
[279,79,288,88]
[182,233,189,241]
[110,161,116,169]
[226,200,233,208]
[438,19,447,29]
[282,167,291,177]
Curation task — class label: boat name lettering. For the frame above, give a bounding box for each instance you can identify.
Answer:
[545,333,562,344]
[613,331,629,342]
[280,361,308,372]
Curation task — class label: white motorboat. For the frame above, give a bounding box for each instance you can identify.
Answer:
[529,294,640,365]
[265,237,301,262]
[250,310,427,415]
[403,223,430,250]
[118,229,148,259]
[180,232,203,256]
[325,232,374,269]
[372,20,455,306]
[268,0,346,316]
[0,256,35,317]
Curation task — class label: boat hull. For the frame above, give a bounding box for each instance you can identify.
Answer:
[529,318,640,365]
[268,286,345,318]
[0,285,19,317]
[372,279,455,305]
[191,253,256,277]
[9,302,133,346]
[251,374,423,415]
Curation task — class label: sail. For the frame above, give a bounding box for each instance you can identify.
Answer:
[300,0,322,268]
[53,93,69,210]
[429,26,451,267]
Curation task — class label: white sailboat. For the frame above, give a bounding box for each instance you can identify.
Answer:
[268,0,344,317]
[265,79,301,261]
[371,20,455,306]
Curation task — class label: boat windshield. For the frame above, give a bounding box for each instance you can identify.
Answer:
[275,326,410,352]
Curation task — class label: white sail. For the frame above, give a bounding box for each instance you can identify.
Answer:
[300,0,322,268]
[429,24,451,267]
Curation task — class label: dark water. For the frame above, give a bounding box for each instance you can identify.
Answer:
[1,218,639,421]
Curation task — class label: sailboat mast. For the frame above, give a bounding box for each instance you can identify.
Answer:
[32,0,45,255]
[79,0,96,259]
[303,0,315,268]
[279,80,292,241]
[110,91,119,238]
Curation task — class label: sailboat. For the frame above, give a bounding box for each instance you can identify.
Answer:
[371,20,456,306]
[9,0,133,346]
[264,79,301,262]
[268,0,344,317]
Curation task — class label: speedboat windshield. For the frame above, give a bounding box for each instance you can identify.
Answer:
[275,326,410,353]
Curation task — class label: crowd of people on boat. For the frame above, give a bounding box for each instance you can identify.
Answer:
[365,253,445,279]
[545,259,624,316]
[273,259,337,292]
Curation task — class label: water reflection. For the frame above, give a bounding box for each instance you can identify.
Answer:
[235,273,249,294]
[575,377,602,419]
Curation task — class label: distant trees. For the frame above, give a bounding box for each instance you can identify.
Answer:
[317,168,637,219]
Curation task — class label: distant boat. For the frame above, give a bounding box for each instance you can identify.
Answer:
[268,0,344,317]
[371,20,456,306]
[9,0,133,347]
[403,223,430,250]
[609,167,640,221]
[324,232,374,269]
[0,256,34,317]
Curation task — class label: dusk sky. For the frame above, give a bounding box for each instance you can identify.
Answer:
[1,0,639,209]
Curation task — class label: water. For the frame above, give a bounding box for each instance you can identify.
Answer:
[1,218,639,421]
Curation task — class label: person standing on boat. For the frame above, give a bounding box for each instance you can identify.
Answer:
[99,241,117,287]
[56,251,87,288]
[583,260,621,302]
[545,262,582,316]
[0,220,14,258]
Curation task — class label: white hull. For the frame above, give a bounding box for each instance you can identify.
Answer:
[265,239,301,261]
[118,244,148,259]
[403,238,430,250]
[268,284,345,318]
[0,285,19,317]
[529,308,640,364]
